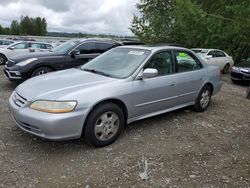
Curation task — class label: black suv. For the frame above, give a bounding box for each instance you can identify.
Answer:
[3,39,120,81]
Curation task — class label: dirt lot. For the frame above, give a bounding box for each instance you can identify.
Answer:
[0,69,249,188]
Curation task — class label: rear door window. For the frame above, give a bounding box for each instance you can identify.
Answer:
[95,42,115,53]
[215,51,226,57]
[175,51,202,72]
[76,42,96,54]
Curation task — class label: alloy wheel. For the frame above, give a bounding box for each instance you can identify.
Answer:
[94,111,120,141]
[200,89,211,109]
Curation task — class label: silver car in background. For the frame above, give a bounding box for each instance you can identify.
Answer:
[9,46,222,147]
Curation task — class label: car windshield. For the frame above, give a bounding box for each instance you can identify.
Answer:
[51,40,78,53]
[81,48,151,78]
[6,42,20,48]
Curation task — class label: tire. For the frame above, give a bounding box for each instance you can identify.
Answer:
[193,85,212,112]
[84,103,124,147]
[31,67,53,77]
[222,63,230,74]
[0,54,6,65]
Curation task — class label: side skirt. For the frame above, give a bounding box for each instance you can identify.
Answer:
[127,102,195,124]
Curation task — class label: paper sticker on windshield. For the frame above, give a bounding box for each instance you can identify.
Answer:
[128,51,144,55]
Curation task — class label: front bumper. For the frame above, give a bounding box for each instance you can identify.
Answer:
[231,70,250,82]
[3,62,30,81]
[3,67,22,80]
[9,92,89,141]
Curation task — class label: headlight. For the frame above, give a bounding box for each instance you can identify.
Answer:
[30,100,77,113]
[231,66,240,72]
[16,58,38,66]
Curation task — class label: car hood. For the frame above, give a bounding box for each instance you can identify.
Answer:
[15,68,117,101]
[11,51,63,62]
[235,61,250,68]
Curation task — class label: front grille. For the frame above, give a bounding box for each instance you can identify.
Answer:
[231,72,243,79]
[12,91,27,108]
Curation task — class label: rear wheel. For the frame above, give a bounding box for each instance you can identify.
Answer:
[31,67,53,77]
[84,103,124,147]
[222,63,230,74]
[0,54,6,65]
[193,85,212,112]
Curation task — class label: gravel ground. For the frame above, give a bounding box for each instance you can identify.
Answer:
[0,69,249,188]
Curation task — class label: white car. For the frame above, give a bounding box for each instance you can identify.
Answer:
[192,48,234,73]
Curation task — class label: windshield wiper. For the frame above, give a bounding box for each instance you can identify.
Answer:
[83,68,112,77]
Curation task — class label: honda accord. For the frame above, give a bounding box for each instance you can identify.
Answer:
[9,45,222,147]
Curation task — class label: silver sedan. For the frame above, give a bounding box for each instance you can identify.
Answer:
[9,46,222,147]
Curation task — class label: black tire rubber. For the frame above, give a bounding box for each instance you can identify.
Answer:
[0,54,7,65]
[31,67,53,77]
[222,63,230,74]
[84,103,124,147]
[193,85,212,112]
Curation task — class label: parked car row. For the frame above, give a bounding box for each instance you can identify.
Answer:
[4,41,223,147]
[2,38,247,146]
[192,48,250,84]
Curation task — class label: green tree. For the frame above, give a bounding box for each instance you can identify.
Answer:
[41,18,47,36]
[10,20,20,35]
[131,0,250,61]
[130,0,175,43]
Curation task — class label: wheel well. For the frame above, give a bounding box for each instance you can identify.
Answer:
[30,65,56,77]
[82,99,128,136]
[204,83,214,94]
[0,53,7,60]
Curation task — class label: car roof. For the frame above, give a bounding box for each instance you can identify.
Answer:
[118,45,189,52]
[192,48,225,52]
[77,38,118,44]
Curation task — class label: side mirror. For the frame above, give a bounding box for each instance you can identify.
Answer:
[8,46,15,50]
[137,68,158,79]
[206,55,213,59]
[71,49,80,57]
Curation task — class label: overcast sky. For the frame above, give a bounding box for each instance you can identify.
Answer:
[0,0,139,36]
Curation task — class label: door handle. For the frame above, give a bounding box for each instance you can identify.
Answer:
[170,83,176,87]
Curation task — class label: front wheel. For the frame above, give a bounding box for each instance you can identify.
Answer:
[84,103,124,147]
[0,54,6,65]
[193,85,212,112]
[222,63,230,74]
[31,67,53,77]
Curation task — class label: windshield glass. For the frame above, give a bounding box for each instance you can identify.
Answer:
[51,40,78,53]
[81,48,151,78]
